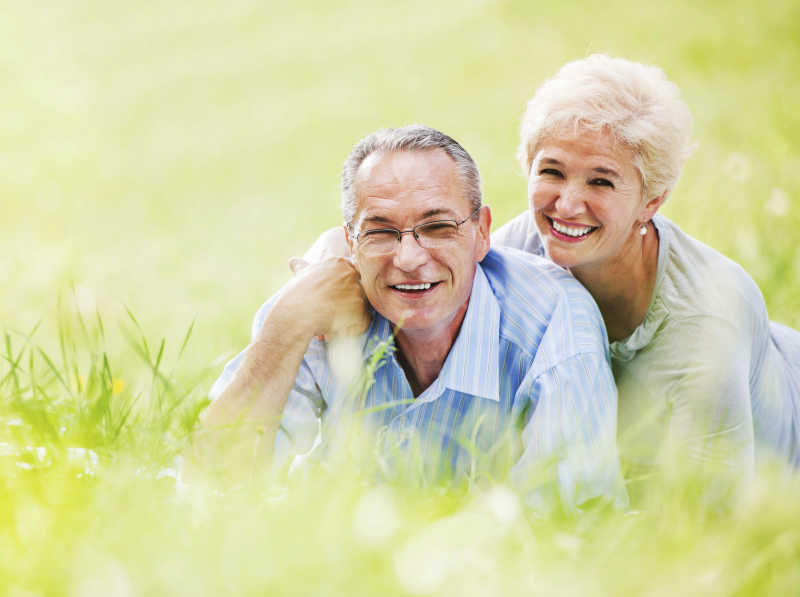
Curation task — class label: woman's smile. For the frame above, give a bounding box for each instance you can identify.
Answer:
[528,128,649,273]
[547,216,599,241]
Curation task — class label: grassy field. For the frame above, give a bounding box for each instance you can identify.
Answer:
[2,0,800,594]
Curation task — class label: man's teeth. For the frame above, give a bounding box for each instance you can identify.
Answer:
[552,220,594,237]
[394,283,432,290]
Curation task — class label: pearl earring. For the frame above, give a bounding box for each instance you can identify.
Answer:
[639,223,648,236]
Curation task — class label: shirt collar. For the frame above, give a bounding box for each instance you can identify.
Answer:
[360,263,501,402]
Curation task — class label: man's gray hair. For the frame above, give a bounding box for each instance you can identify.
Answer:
[341,125,482,227]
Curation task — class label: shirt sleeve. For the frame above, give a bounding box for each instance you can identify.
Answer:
[656,317,755,473]
[511,351,628,513]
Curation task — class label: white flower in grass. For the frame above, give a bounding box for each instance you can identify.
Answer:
[73,557,134,597]
[329,336,362,384]
[393,531,449,594]
[481,485,521,526]
[766,188,789,216]
[724,153,751,182]
[353,486,400,547]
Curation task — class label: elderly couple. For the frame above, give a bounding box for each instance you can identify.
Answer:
[198,55,800,508]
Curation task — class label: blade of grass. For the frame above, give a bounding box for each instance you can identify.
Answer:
[177,319,195,360]
[4,332,21,395]
[95,308,105,341]
[124,305,150,361]
[72,283,91,347]
[36,347,75,400]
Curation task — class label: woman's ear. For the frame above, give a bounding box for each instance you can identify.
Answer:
[642,189,669,221]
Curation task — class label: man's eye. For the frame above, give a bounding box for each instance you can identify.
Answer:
[362,229,397,241]
[589,178,614,188]
[419,221,458,238]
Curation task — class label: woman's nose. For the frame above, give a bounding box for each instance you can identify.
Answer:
[554,183,586,217]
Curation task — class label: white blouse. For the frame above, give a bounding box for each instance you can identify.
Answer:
[493,211,800,474]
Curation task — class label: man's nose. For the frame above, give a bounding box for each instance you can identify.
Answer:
[392,232,428,271]
[554,183,586,217]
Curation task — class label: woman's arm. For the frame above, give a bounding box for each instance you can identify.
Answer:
[619,316,755,478]
[298,226,351,265]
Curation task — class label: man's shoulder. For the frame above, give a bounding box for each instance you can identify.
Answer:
[481,246,593,308]
[480,247,608,363]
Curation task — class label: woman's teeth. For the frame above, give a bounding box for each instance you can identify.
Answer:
[394,283,432,290]
[552,220,594,237]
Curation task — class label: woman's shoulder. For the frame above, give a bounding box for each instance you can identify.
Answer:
[655,215,768,325]
[491,210,545,256]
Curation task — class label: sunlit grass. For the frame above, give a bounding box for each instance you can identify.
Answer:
[3,303,800,595]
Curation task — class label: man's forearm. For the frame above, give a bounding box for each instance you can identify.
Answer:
[187,257,368,479]
[200,302,315,446]
[184,300,317,482]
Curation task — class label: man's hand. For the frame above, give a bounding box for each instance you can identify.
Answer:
[276,256,370,340]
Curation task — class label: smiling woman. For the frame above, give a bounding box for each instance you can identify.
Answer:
[527,129,657,286]
[494,54,800,477]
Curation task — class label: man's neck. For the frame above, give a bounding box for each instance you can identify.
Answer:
[393,300,469,397]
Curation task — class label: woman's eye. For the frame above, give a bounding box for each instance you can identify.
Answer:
[539,168,562,177]
[590,178,614,188]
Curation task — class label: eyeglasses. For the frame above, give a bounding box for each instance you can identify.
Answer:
[352,207,481,256]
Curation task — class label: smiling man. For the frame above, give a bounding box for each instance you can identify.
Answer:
[199,125,625,510]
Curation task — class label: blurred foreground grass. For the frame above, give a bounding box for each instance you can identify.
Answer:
[3,309,800,596]
[2,0,800,594]
[3,305,800,596]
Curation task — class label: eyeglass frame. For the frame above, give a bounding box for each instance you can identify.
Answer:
[349,206,482,254]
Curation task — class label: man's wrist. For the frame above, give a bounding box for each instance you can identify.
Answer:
[267,283,331,339]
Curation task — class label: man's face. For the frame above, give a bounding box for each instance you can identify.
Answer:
[346,149,491,340]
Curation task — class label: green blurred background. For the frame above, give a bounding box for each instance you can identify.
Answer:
[3,3,800,594]
[2,0,798,371]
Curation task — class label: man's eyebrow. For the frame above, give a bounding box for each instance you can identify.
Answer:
[421,208,458,219]
[361,215,394,225]
[360,208,458,226]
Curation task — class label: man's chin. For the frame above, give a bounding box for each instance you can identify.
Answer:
[387,309,432,330]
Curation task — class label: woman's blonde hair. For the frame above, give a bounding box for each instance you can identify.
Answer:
[518,54,695,201]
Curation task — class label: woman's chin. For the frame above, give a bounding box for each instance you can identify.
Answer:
[542,241,586,271]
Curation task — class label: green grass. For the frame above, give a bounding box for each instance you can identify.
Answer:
[3,309,800,596]
[2,0,800,594]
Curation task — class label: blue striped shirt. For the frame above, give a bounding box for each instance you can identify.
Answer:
[210,247,626,509]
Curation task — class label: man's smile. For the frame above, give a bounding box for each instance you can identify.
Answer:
[389,281,442,295]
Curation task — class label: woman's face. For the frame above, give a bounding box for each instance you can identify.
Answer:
[527,127,654,276]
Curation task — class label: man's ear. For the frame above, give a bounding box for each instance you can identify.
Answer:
[344,224,354,253]
[475,205,492,261]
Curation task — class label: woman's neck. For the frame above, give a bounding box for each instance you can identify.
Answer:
[571,222,660,343]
